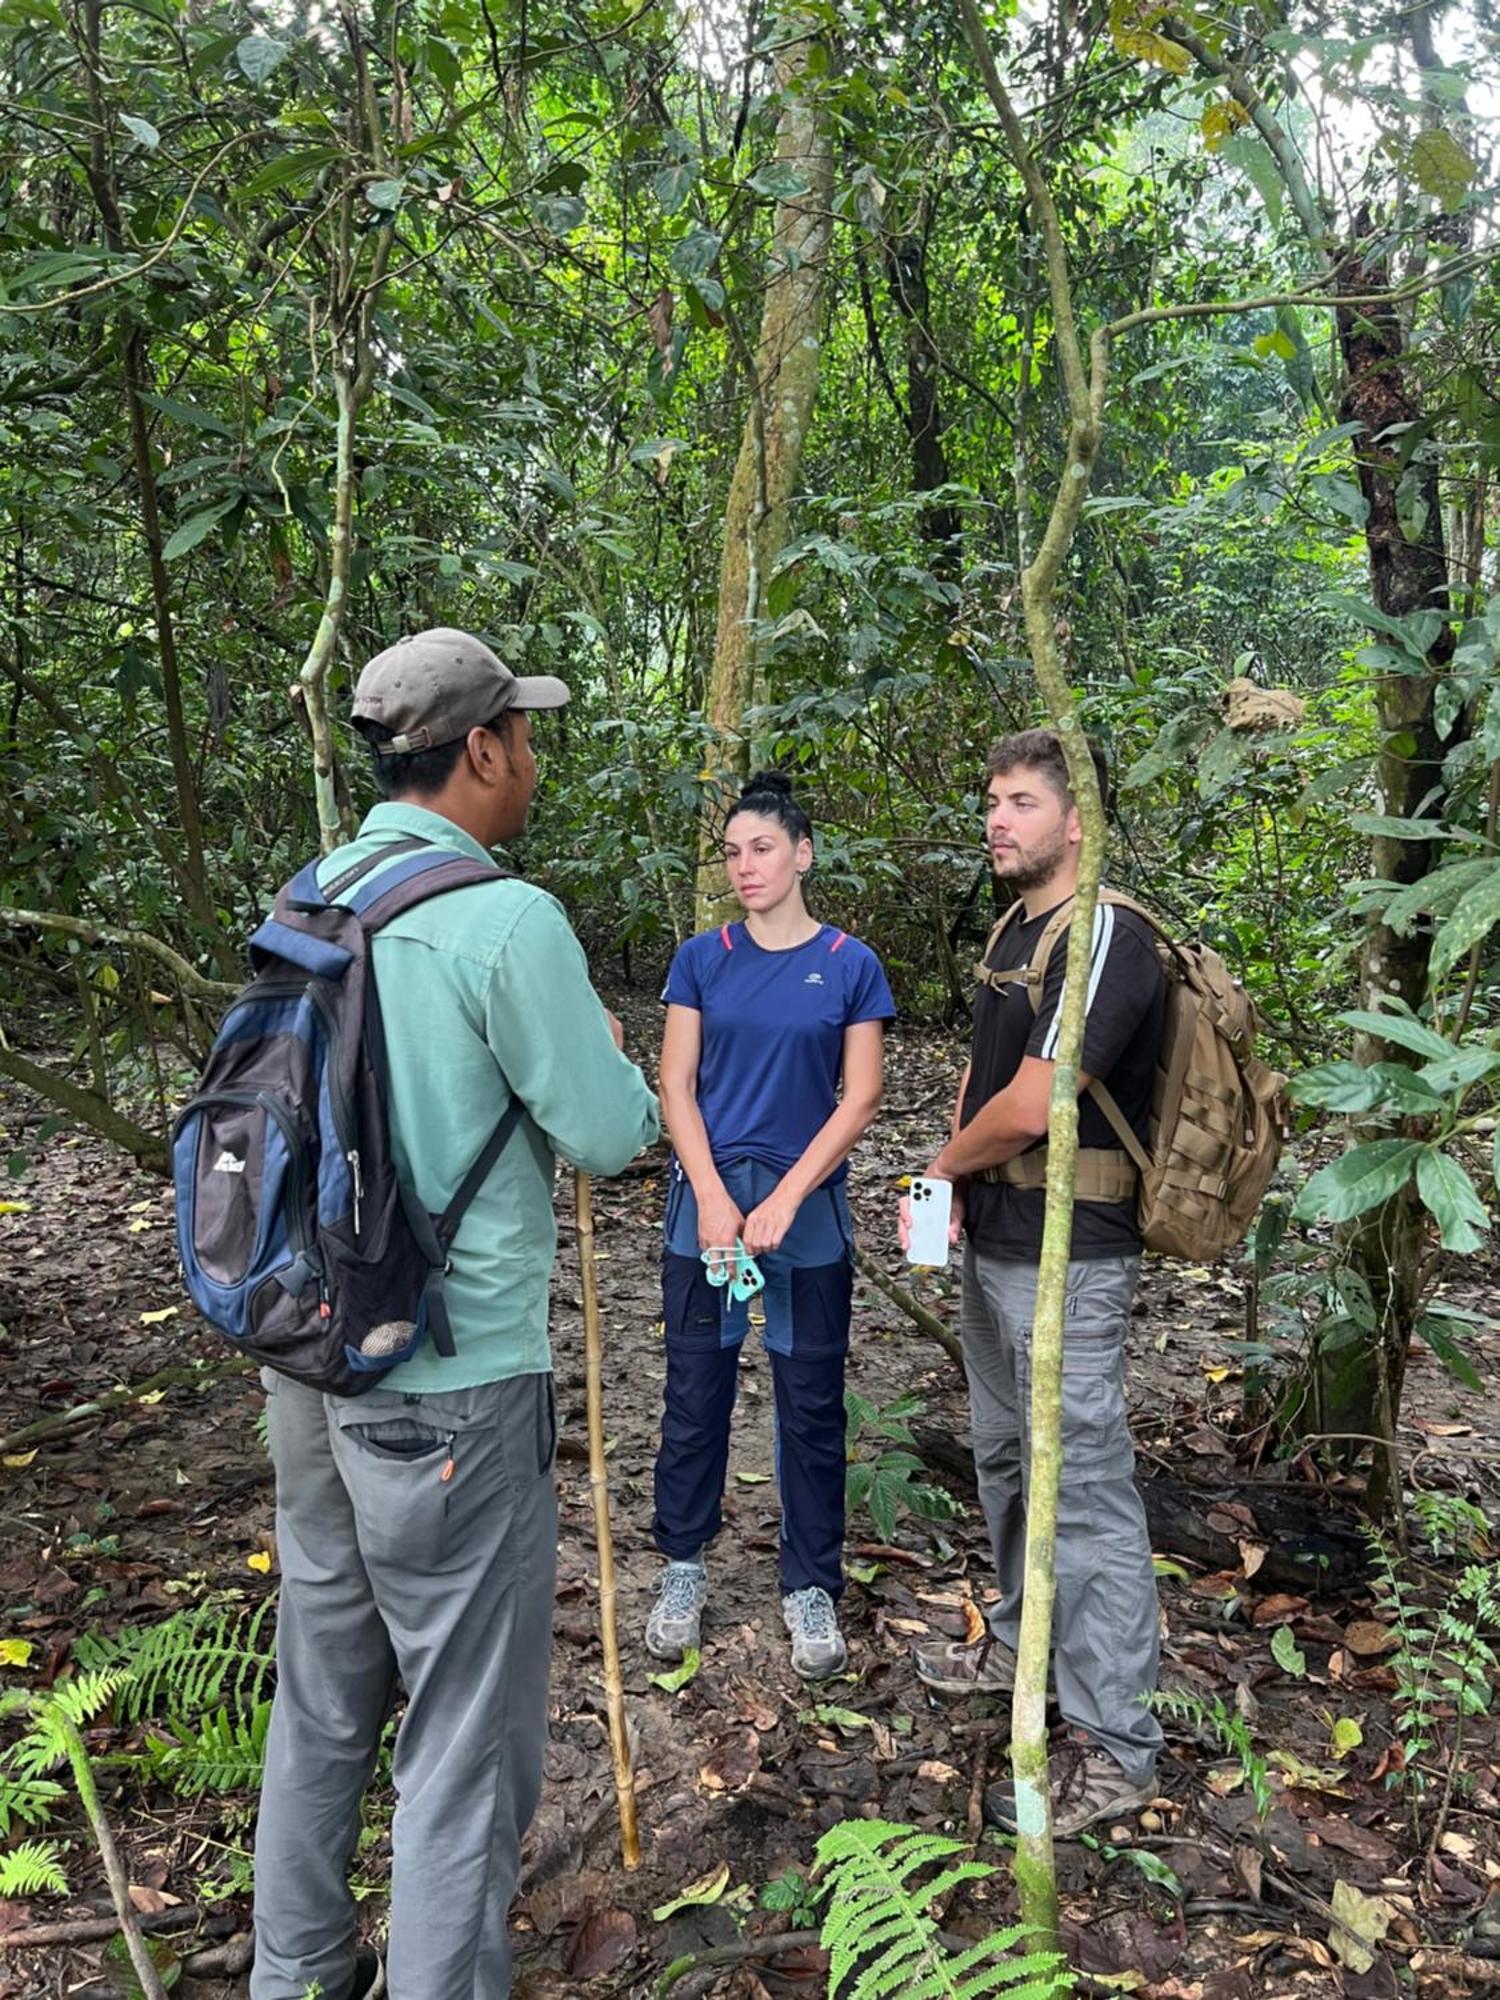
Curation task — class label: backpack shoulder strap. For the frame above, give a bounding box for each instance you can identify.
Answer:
[354,852,515,931]
[972,899,1029,991]
[1017,898,1082,1015]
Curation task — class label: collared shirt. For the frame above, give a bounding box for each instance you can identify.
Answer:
[316,802,659,1389]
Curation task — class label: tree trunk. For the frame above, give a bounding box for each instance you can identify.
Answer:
[957,0,1112,1947]
[883,200,961,564]
[1321,228,1454,1508]
[696,17,833,925]
[78,0,221,957]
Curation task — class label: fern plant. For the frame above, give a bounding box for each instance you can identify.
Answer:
[75,1597,277,1726]
[1150,1688,1274,1819]
[142,1701,273,1797]
[1365,1528,1499,1788]
[0,1762,67,1837]
[0,1837,70,1896]
[814,1819,1072,2000]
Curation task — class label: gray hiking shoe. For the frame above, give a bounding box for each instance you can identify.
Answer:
[914,1634,1017,1694]
[984,1735,1154,1838]
[645,1558,708,1662]
[782,1586,847,1679]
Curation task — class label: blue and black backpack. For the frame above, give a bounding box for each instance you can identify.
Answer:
[173,836,519,1395]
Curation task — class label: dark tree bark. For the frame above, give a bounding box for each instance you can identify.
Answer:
[1322,221,1457,1508]
[882,196,962,565]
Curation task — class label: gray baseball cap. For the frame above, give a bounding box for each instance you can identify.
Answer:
[352,627,569,754]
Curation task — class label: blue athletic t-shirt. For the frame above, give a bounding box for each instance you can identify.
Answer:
[662,923,895,1183]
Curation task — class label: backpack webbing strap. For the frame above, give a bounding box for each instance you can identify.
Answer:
[399,1098,526,1357]
[971,900,1028,989]
[354,850,518,1358]
[981,1147,1138,1202]
[318,837,433,906]
[974,888,1157,1202]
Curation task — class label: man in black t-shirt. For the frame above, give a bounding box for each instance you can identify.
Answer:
[902,729,1165,1837]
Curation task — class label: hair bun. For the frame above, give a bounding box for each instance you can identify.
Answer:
[740,768,795,802]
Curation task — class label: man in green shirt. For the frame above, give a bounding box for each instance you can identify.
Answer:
[251,629,659,2000]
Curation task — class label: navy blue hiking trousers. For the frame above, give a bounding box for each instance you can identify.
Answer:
[653,1159,854,1598]
[654,1250,852,1597]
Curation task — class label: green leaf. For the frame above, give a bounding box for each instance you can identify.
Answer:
[533,192,585,233]
[1219,133,1283,221]
[629,435,689,470]
[138,393,234,437]
[1289,1061,1391,1113]
[669,226,721,279]
[120,114,158,149]
[1416,1149,1490,1254]
[652,1860,730,1920]
[1335,1009,1453,1062]
[1120,1849,1183,1896]
[101,1932,181,1993]
[1348,813,1456,841]
[1430,864,1500,979]
[236,33,288,84]
[1416,1048,1500,1095]
[1271,1624,1307,1678]
[162,497,239,561]
[652,161,697,212]
[1293,1140,1422,1225]
[748,161,811,199]
[1330,1716,1363,1757]
[647,1645,700,1694]
[1416,1310,1483,1392]
[237,147,340,198]
[366,178,406,212]
[1253,328,1296,362]
[1409,128,1475,212]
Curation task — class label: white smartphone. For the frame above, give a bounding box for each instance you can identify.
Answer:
[905,1176,953,1268]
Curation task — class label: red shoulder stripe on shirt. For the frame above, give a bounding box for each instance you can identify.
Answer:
[720,923,733,951]
[828,930,848,951]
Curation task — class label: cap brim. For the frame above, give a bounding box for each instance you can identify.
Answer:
[509,675,570,710]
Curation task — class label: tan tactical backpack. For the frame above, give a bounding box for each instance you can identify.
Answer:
[974,890,1286,1262]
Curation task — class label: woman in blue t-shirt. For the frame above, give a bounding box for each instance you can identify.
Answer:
[647,771,895,1679]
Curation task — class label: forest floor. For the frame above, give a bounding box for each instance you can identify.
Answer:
[3,998,1500,1999]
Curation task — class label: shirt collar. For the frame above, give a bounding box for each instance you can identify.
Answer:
[358,800,500,871]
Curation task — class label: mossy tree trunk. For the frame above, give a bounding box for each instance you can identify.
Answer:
[956,0,1111,1946]
[696,15,833,926]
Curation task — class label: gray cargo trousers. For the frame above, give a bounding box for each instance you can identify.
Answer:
[961,1246,1162,1783]
[251,1368,558,2000]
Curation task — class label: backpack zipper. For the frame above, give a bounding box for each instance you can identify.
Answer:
[302,980,363,1240]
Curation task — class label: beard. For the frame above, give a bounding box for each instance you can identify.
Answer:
[992,821,1070,894]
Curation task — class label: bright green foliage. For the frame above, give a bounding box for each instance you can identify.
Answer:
[844,1394,961,1542]
[76,1597,277,1727]
[813,1819,1072,1999]
[0,1836,69,1896]
[141,1701,273,1798]
[1365,1527,1500,1788]
[2,1670,130,1784]
[1150,1689,1274,1820]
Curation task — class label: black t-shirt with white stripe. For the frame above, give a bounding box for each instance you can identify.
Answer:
[961,896,1165,1262]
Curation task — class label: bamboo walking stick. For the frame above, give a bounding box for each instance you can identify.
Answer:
[574,1168,641,1870]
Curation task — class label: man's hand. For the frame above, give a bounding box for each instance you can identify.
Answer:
[742,1186,802,1256]
[697,1189,745,1253]
[604,1008,625,1050]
